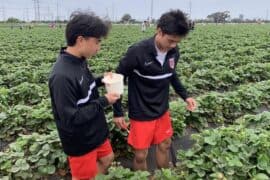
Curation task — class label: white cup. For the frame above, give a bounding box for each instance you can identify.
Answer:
[103,73,124,95]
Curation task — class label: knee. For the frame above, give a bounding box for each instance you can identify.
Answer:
[158,138,171,152]
[101,153,114,168]
[106,153,114,166]
[134,150,148,163]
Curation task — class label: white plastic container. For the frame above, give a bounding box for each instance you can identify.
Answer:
[103,73,124,95]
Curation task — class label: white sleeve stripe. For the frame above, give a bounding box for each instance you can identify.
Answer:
[133,69,172,80]
[77,81,96,105]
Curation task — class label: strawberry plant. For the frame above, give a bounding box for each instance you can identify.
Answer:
[0,130,67,179]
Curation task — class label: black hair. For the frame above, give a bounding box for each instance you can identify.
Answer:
[157,9,189,36]
[66,11,111,46]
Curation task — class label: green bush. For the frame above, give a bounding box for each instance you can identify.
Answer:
[0,130,67,179]
[177,125,270,179]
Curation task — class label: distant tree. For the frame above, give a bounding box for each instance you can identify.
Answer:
[231,18,242,23]
[231,14,245,23]
[6,17,21,23]
[129,19,136,23]
[207,11,230,23]
[121,13,132,23]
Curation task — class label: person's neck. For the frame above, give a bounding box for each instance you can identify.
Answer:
[154,37,167,53]
[66,46,83,59]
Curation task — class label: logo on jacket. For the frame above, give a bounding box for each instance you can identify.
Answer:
[79,75,84,85]
[169,58,175,69]
[144,61,153,66]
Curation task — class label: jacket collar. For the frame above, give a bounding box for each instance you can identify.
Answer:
[60,47,86,64]
[146,35,178,57]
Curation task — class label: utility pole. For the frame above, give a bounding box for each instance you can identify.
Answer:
[56,0,59,21]
[67,9,71,20]
[23,9,25,21]
[26,8,29,22]
[47,6,50,21]
[150,0,153,23]
[106,7,109,18]
[189,0,192,19]
[33,0,40,21]
[1,6,6,21]
[37,0,40,21]
[266,9,269,21]
[115,6,118,22]
[33,0,36,21]
[112,2,115,22]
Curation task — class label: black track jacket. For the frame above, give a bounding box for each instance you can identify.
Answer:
[113,36,189,121]
[49,48,109,156]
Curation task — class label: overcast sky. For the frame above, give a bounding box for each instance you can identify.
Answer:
[0,0,269,21]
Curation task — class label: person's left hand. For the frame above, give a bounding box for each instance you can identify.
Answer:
[102,72,113,83]
[185,97,197,111]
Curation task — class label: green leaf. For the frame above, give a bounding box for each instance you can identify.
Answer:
[10,166,20,173]
[204,135,217,145]
[0,176,10,180]
[252,173,269,180]
[15,159,28,167]
[0,161,12,170]
[257,154,269,170]
[37,158,47,166]
[228,144,238,153]
[27,155,40,163]
[46,165,56,174]
[0,112,7,120]
[20,163,30,171]
[37,165,56,174]
[29,143,40,153]
[228,157,243,167]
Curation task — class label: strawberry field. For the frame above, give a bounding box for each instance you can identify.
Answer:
[0,24,270,179]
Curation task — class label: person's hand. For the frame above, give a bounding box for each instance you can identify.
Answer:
[102,72,113,83]
[105,93,120,104]
[113,116,129,130]
[185,97,196,111]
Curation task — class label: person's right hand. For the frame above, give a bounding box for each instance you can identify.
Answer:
[113,116,129,130]
[105,93,120,104]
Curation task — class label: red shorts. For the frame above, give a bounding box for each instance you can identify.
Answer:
[128,111,173,149]
[68,139,113,179]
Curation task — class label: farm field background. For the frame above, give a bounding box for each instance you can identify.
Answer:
[0,24,270,179]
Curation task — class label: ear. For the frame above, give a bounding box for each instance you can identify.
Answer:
[76,36,84,45]
[156,28,164,37]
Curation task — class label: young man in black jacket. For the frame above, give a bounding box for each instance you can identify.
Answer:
[113,10,197,171]
[49,12,119,180]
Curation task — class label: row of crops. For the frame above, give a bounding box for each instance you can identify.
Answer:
[0,24,270,179]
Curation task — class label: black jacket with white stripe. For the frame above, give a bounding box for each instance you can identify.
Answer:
[113,36,189,121]
[49,48,109,156]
